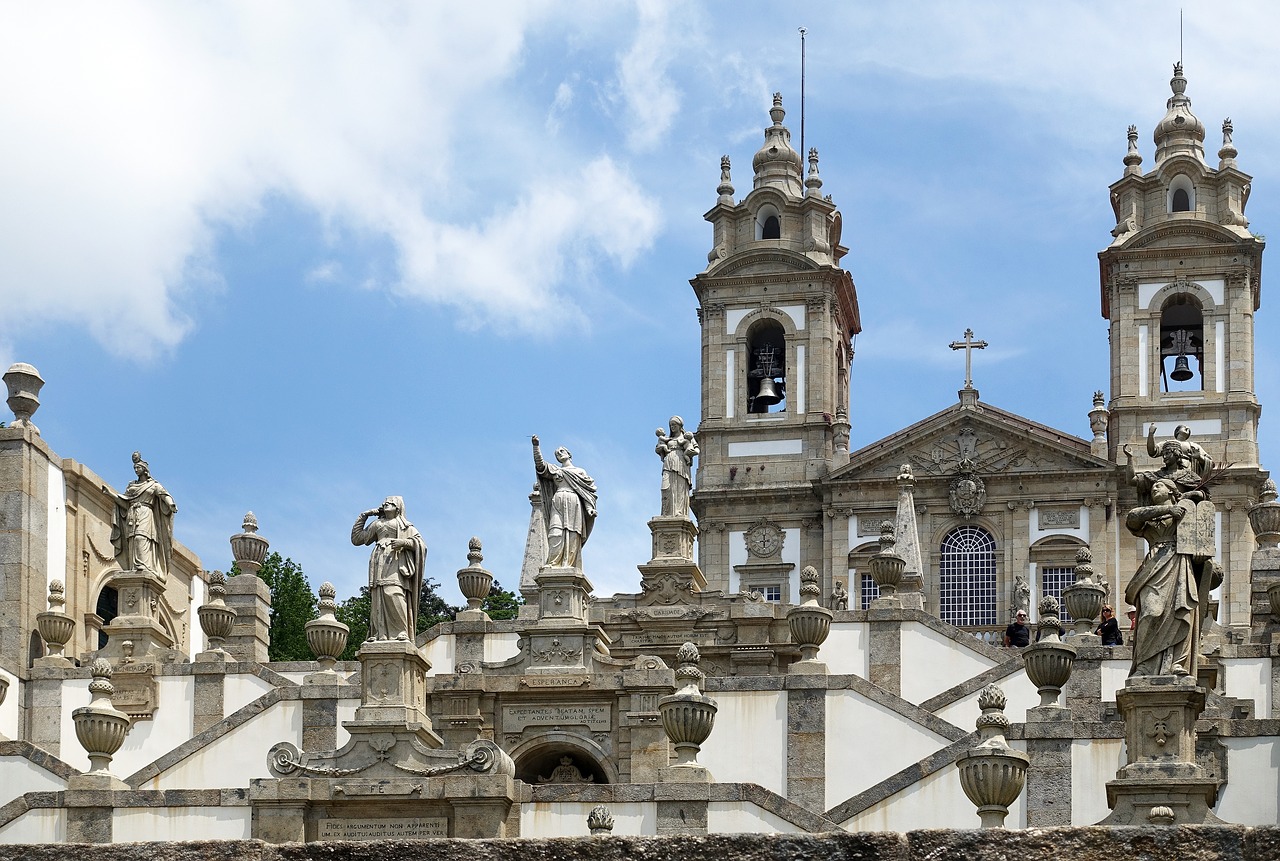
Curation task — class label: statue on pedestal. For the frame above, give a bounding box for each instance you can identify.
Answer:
[532,435,597,570]
[111,451,177,579]
[352,497,426,641]
[655,416,699,518]
[1123,432,1220,678]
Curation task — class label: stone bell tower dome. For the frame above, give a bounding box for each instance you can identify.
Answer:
[690,94,860,599]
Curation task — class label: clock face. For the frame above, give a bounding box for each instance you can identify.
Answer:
[746,524,782,558]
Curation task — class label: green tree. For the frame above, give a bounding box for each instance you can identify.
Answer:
[241,552,318,662]
[335,577,459,661]
[481,579,522,621]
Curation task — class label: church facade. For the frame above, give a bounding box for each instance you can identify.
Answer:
[1,63,1279,844]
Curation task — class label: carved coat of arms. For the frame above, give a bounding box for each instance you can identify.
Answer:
[948,464,986,519]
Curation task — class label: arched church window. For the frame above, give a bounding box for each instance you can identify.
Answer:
[938,525,997,627]
[1159,293,1204,391]
[756,206,781,240]
[1168,174,1195,213]
[747,319,787,413]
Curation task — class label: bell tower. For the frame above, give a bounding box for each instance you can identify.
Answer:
[1100,63,1264,469]
[690,94,860,598]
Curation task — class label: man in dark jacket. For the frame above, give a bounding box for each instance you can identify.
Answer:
[1004,611,1030,647]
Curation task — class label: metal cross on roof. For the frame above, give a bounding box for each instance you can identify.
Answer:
[948,328,988,390]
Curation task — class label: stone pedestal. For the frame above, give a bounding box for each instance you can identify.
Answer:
[1100,675,1223,825]
[348,639,441,746]
[646,516,699,566]
[98,568,178,661]
[224,572,272,663]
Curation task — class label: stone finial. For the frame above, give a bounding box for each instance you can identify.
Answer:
[1073,546,1095,584]
[1251,478,1280,549]
[867,521,905,599]
[230,512,269,576]
[587,804,615,835]
[789,566,833,665]
[457,537,494,613]
[1062,546,1105,637]
[47,579,65,611]
[1093,390,1105,407]
[659,642,718,773]
[1088,392,1108,452]
[1219,117,1238,168]
[36,579,75,661]
[805,147,822,194]
[1024,596,1076,707]
[957,683,1028,828]
[197,570,236,657]
[1123,124,1142,175]
[674,642,705,694]
[72,658,131,777]
[3,362,44,434]
[717,155,734,204]
[305,581,349,671]
[770,92,784,123]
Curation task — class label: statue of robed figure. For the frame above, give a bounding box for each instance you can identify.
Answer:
[111,451,177,580]
[351,496,426,641]
[1123,428,1221,679]
[532,435,597,570]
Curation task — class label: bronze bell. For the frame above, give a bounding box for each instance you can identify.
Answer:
[754,377,783,406]
[1170,355,1193,381]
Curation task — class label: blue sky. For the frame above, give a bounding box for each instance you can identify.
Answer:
[4,2,1280,606]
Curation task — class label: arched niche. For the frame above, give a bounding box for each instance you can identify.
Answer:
[1159,293,1205,392]
[510,732,616,785]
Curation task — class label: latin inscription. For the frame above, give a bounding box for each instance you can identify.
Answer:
[317,817,447,841]
[502,704,611,731]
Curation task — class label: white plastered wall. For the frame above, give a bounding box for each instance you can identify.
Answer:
[1218,738,1280,824]
[46,461,65,587]
[931,665,1037,729]
[898,622,999,705]
[58,676,92,767]
[1222,658,1271,717]
[0,809,64,844]
[698,691,786,795]
[1073,738,1123,824]
[821,623,867,677]
[335,699,359,748]
[224,672,276,716]
[485,632,521,663]
[707,802,806,834]
[521,802,653,837]
[143,699,302,790]
[826,689,956,811]
[101,675,196,778]
[842,741,1027,831]
[1100,660,1129,703]
[0,755,67,809]
[114,807,252,841]
[0,668,19,739]
[423,635,455,674]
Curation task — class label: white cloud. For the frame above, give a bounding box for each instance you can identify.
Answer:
[0,2,662,357]
[612,0,685,151]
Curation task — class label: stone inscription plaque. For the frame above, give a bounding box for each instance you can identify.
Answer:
[317,817,447,841]
[502,703,611,731]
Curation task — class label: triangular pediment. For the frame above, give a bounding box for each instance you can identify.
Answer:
[825,400,1114,485]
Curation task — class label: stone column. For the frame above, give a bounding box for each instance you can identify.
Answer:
[223,573,271,663]
[192,662,224,734]
[867,612,901,697]
[786,678,826,812]
[25,668,63,756]
[300,681,340,753]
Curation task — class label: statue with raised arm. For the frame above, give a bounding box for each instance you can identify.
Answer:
[110,451,177,579]
[655,416,699,518]
[532,435,597,570]
[351,497,426,641]
[1122,477,1218,677]
[1144,423,1214,488]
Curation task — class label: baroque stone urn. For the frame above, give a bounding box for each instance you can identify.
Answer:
[230,511,270,576]
[1250,479,1280,549]
[3,362,44,433]
[1061,546,1105,637]
[659,642,717,768]
[456,537,494,611]
[787,565,832,662]
[197,570,237,654]
[72,658,131,775]
[1022,596,1076,708]
[867,521,905,599]
[305,581,349,670]
[956,683,1028,828]
[36,579,76,661]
